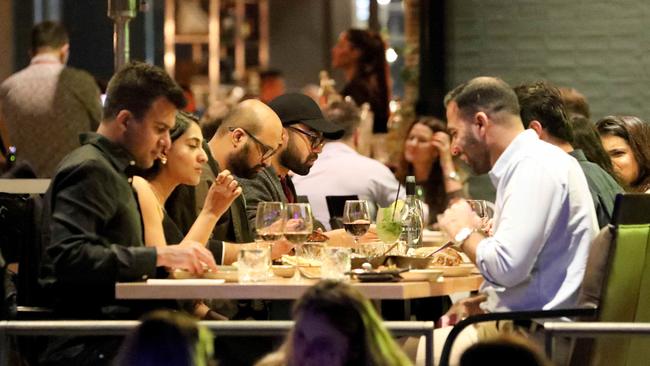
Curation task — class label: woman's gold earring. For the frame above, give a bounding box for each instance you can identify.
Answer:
[159,155,168,165]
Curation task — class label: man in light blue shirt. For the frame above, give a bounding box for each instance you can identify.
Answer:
[433,76,597,363]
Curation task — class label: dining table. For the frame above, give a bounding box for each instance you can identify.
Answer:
[115,274,484,301]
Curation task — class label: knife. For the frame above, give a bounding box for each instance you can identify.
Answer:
[426,240,454,257]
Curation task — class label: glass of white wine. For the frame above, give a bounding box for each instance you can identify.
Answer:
[283,203,313,281]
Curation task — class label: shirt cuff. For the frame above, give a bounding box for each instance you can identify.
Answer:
[207,239,225,265]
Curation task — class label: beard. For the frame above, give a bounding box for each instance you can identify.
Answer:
[463,133,492,175]
[279,139,317,176]
[227,143,264,179]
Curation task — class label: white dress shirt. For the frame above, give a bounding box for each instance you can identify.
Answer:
[293,142,402,230]
[477,130,598,312]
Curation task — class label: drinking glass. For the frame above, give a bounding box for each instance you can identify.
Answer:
[238,247,270,283]
[284,203,313,281]
[321,246,351,281]
[255,202,286,241]
[343,200,371,246]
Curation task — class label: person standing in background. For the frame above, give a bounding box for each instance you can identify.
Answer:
[0,21,102,177]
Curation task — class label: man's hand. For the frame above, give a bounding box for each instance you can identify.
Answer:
[270,238,293,260]
[202,170,242,218]
[437,200,482,239]
[156,240,218,274]
[325,226,377,247]
[438,294,487,327]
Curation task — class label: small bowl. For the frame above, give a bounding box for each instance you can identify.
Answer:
[272,265,296,278]
[384,255,433,270]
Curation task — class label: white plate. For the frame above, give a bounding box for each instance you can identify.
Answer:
[400,269,443,282]
[429,263,475,277]
[208,266,239,282]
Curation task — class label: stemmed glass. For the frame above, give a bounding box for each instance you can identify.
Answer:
[283,203,313,281]
[343,200,371,248]
[255,202,286,242]
[255,202,285,271]
[466,200,496,234]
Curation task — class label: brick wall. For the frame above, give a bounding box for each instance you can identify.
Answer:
[446,0,650,121]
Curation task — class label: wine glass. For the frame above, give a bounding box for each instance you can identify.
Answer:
[343,200,371,247]
[283,203,313,281]
[466,200,496,234]
[255,202,285,241]
[255,202,285,271]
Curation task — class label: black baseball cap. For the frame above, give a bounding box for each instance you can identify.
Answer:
[268,93,344,138]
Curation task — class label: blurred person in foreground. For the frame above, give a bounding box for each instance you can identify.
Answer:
[38,61,217,365]
[395,117,466,226]
[292,99,401,230]
[515,81,623,228]
[116,310,215,366]
[256,280,411,366]
[459,335,552,366]
[0,21,102,177]
[596,115,650,193]
[434,76,596,364]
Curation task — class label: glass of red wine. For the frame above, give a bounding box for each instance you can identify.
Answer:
[343,200,371,246]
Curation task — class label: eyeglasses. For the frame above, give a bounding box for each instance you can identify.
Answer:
[229,127,279,160]
[287,126,324,149]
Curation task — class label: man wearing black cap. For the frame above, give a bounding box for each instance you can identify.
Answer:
[238,93,344,233]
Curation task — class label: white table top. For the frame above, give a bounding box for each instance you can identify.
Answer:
[116,275,483,300]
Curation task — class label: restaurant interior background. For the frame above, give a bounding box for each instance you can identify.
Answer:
[0,0,648,122]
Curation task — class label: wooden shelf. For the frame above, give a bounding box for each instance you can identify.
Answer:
[174,34,210,44]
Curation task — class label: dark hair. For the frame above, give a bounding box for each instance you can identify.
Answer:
[460,335,551,366]
[345,29,391,128]
[570,115,618,180]
[288,281,410,366]
[324,99,361,140]
[514,81,574,143]
[116,310,213,366]
[444,77,520,121]
[103,61,186,121]
[596,115,650,192]
[396,117,449,222]
[31,21,68,53]
[260,69,283,81]
[559,87,590,119]
[142,111,199,179]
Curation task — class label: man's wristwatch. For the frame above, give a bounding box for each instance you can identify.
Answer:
[447,171,461,182]
[452,227,476,249]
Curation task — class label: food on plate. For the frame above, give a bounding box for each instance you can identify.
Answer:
[281,254,322,267]
[307,231,329,242]
[430,247,462,266]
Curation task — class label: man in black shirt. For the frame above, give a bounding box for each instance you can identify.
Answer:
[38,62,217,365]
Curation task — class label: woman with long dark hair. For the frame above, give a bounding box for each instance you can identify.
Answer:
[596,115,650,192]
[395,117,465,225]
[332,28,391,134]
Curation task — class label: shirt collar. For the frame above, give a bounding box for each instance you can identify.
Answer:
[30,53,62,66]
[489,129,538,186]
[79,132,139,176]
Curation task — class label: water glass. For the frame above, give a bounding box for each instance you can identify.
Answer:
[238,247,270,283]
[321,247,351,280]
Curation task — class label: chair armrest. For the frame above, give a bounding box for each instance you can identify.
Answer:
[438,307,597,366]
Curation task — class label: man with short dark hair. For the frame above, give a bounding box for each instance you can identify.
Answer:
[38,61,217,365]
[515,81,623,227]
[0,21,102,177]
[433,76,597,364]
[293,99,401,229]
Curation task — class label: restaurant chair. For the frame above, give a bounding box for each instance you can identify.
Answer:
[326,195,359,229]
[439,193,650,366]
